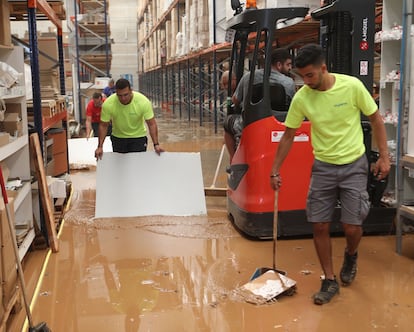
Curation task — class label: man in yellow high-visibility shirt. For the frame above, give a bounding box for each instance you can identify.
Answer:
[94,78,164,160]
[270,44,390,305]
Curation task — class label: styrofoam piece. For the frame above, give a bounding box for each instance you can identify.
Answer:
[68,137,113,166]
[95,152,207,218]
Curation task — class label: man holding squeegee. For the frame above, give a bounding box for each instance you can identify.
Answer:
[270,44,390,305]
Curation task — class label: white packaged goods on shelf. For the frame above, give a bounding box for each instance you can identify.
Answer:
[267,0,321,10]
[0,62,21,89]
[163,0,174,11]
[375,25,403,43]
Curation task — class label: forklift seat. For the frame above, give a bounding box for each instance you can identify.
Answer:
[251,82,291,121]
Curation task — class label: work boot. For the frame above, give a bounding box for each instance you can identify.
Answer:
[340,250,358,286]
[313,277,339,305]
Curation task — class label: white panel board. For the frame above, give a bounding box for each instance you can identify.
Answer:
[68,137,113,166]
[95,152,207,218]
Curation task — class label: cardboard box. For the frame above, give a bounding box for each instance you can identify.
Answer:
[1,103,23,137]
[46,159,55,176]
[53,151,68,176]
[4,103,22,117]
[47,129,67,154]
[1,113,22,137]
[0,132,9,147]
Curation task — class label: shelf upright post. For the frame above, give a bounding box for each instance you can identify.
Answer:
[151,71,155,102]
[27,0,43,154]
[165,66,169,108]
[212,0,218,133]
[178,61,182,118]
[156,67,164,105]
[199,56,203,126]
[74,0,82,124]
[396,0,413,254]
[104,0,110,77]
[172,64,176,114]
[208,60,213,118]
[158,69,162,106]
[150,71,153,100]
[187,58,191,121]
[165,66,172,104]
[154,70,158,105]
[57,28,66,95]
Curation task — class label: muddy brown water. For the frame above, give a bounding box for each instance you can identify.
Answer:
[10,115,414,331]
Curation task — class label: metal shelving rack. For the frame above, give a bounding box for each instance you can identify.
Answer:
[395,0,414,254]
[72,0,111,81]
[67,0,111,124]
[139,52,231,130]
[6,0,69,247]
[137,0,232,132]
[9,0,67,151]
[136,1,321,133]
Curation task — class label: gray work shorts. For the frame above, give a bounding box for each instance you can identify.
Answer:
[306,154,370,225]
[223,113,243,139]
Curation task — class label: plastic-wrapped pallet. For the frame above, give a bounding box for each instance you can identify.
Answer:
[266,0,322,11]
[198,0,209,48]
[181,15,188,56]
[166,20,172,60]
[171,7,178,58]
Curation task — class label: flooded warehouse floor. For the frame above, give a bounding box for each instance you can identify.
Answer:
[10,114,414,331]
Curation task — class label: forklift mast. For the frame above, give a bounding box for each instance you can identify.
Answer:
[226,7,309,120]
[312,0,376,91]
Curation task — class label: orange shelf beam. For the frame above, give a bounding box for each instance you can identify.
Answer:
[28,0,62,30]
[42,111,67,133]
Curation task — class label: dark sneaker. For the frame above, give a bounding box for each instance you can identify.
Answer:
[313,278,339,305]
[340,250,358,286]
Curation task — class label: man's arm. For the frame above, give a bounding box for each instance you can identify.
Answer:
[85,115,92,138]
[94,121,109,160]
[270,127,297,190]
[368,110,390,180]
[146,117,164,155]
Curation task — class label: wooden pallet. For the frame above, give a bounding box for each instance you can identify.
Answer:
[79,22,110,35]
[0,288,22,332]
[27,100,57,118]
[55,97,66,114]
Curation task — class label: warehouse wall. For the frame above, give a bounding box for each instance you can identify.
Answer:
[108,0,138,88]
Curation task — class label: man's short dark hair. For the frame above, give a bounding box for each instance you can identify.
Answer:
[295,44,325,69]
[115,78,131,90]
[92,92,102,99]
[271,48,292,65]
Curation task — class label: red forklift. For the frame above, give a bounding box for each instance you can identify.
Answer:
[226,0,395,239]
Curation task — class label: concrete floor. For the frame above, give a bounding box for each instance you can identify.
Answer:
[10,113,414,331]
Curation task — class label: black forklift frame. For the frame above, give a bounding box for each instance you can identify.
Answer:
[312,0,376,91]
